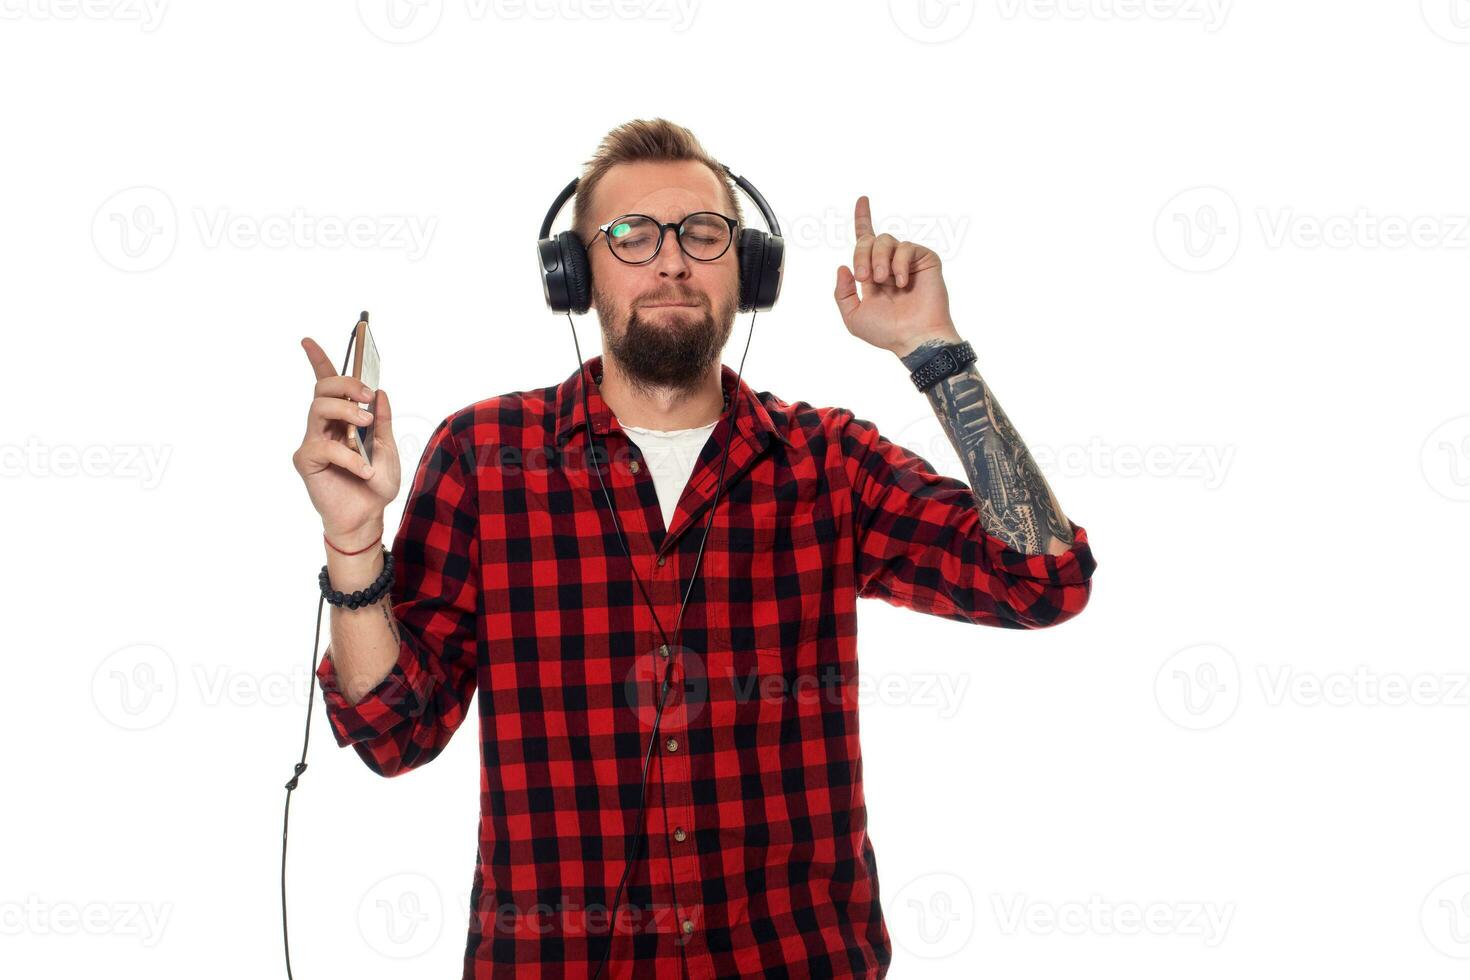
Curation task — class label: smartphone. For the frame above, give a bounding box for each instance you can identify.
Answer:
[347,311,380,466]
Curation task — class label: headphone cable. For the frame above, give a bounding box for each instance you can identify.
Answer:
[279,333,359,979]
[581,306,758,980]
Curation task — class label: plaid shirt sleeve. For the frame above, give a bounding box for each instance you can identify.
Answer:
[314,414,482,777]
[840,408,1096,629]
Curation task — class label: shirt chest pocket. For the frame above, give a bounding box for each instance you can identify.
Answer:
[698,501,839,655]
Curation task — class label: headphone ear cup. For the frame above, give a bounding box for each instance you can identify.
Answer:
[757,233,783,312]
[556,230,592,315]
[737,228,766,313]
[737,228,784,313]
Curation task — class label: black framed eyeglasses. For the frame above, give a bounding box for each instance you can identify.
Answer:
[591,211,739,264]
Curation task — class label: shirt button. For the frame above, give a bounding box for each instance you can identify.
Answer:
[657,555,666,567]
[665,736,679,753]
[681,919,695,935]
[629,460,640,473]
[673,827,687,842]
[658,644,670,659]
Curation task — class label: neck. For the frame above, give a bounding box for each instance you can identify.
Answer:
[597,354,725,430]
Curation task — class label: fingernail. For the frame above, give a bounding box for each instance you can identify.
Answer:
[358,410,373,422]
[857,266,867,278]
[361,388,374,401]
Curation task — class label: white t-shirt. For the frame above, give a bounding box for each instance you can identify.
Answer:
[617,417,719,531]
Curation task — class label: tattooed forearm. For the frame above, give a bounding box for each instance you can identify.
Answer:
[901,340,1074,554]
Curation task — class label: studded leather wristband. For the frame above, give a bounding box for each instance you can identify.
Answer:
[908,340,976,392]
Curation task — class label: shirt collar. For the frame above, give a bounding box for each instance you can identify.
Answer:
[553,354,791,450]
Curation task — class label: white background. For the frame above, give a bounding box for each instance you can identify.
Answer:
[3,1,1469,977]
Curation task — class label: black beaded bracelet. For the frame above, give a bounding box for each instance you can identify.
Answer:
[319,546,394,609]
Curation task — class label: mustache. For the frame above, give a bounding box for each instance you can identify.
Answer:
[637,290,705,308]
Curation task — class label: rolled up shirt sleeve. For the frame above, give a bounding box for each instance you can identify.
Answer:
[314,413,482,776]
[840,408,1096,629]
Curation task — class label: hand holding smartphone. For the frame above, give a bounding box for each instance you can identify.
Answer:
[293,316,400,548]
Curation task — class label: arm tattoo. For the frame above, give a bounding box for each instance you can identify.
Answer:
[377,597,400,645]
[900,340,1074,554]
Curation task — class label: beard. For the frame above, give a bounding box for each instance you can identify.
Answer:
[594,283,736,394]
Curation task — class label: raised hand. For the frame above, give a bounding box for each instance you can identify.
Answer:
[833,195,960,357]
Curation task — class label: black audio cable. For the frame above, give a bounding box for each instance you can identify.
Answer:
[280,330,361,980]
[580,306,758,980]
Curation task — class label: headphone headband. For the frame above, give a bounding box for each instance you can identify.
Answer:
[537,161,781,244]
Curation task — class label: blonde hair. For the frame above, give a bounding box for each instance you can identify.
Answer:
[571,118,744,243]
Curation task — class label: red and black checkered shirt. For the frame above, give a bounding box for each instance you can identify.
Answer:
[316,353,1096,978]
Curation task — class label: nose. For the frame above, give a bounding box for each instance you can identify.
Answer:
[651,224,691,280]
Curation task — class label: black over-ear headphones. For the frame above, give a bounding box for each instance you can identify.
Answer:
[536,161,784,315]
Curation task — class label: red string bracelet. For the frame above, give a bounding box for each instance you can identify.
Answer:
[324,533,382,556]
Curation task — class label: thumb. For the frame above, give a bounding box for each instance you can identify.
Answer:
[372,387,394,446]
[834,265,861,323]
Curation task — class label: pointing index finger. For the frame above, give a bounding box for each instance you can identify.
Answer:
[854,195,875,240]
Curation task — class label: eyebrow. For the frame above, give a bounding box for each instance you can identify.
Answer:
[602,209,724,225]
